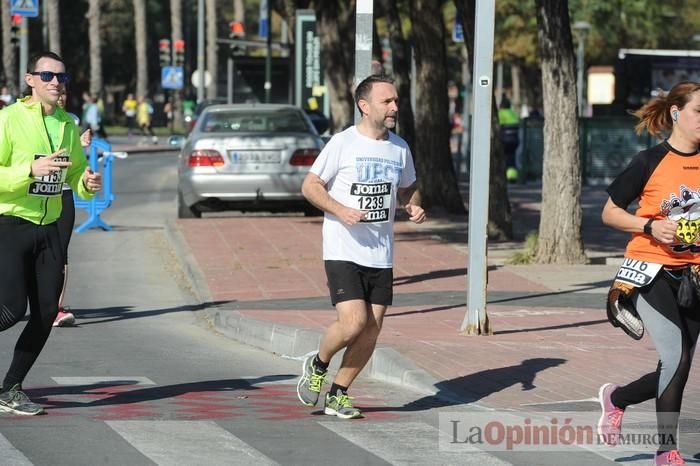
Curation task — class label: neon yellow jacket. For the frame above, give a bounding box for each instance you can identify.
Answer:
[0,97,93,225]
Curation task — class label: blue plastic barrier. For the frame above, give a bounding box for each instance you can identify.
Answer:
[73,138,128,233]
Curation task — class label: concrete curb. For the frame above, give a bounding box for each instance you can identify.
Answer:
[163,220,446,398]
[163,219,213,304]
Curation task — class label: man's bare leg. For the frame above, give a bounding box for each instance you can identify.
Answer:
[334,303,387,388]
[318,299,369,363]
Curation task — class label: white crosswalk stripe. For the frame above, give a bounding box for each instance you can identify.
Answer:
[0,433,33,465]
[51,376,156,385]
[106,420,278,465]
[319,421,512,465]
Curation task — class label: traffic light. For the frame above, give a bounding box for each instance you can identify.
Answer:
[10,15,21,47]
[159,39,171,67]
[173,40,185,67]
[229,21,245,56]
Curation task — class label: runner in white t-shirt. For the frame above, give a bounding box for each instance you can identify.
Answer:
[296,75,425,419]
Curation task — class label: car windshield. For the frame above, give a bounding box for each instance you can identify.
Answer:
[200,110,311,133]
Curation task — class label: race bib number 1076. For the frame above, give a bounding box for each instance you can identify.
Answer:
[27,153,67,197]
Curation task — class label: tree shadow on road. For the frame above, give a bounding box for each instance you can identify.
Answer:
[63,300,238,326]
[26,375,295,410]
[360,357,566,413]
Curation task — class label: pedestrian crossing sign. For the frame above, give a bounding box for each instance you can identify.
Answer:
[161,66,184,90]
[10,0,39,17]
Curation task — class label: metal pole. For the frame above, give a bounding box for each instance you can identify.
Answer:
[460,0,496,336]
[227,57,233,104]
[196,0,205,103]
[264,0,271,103]
[42,0,48,48]
[19,18,28,93]
[354,0,373,123]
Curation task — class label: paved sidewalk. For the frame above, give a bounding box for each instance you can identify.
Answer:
[165,185,700,417]
[108,135,180,154]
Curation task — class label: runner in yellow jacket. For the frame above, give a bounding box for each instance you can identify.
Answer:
[0,51,102,416]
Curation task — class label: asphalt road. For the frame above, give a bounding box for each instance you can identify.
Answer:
[0,152,640,465]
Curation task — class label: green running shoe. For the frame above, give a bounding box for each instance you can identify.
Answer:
[0,384,45,416]
[324,392,362,419]
[296,355,327,406]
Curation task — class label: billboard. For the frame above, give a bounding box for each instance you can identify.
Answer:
[295,10,328,117]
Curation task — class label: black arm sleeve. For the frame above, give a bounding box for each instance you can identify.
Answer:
[606,143,667,209]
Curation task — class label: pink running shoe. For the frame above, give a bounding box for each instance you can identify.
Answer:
[53,307,75,327]
[597,383,624,446]
[656,450,686,465]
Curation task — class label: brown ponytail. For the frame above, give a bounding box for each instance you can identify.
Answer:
[633,81,700,137]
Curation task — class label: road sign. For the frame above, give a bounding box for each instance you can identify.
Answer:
[259,0,268,39]
[11,0,39,17]
[161,66,184,90]
[452,16,464,43]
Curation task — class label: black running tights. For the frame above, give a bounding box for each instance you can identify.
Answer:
[611,271,700,452]
[0,216,63,389]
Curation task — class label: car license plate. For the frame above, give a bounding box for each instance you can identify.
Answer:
[229,151,281,163]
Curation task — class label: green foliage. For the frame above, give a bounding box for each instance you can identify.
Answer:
[569,0,700,65]
[495,0,538,65]
[508,231,538,264]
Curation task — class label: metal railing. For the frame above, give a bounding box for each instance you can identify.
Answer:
[519,116,656,185]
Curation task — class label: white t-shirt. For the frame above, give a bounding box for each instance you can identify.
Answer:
[310,126,416,268]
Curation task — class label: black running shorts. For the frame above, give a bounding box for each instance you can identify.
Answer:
[324,260,393,306]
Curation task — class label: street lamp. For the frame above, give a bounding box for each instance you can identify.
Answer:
[573,21,591,117]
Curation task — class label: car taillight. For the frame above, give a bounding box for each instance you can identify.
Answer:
[188,149,225,167]
[289,149,319,166]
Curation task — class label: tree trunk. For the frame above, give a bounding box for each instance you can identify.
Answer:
[408,0,464,213]
[454,0,512,238]
[1,1,17,97]
[233,0,245,23]
[534,0,586,263]
[171,0,183,130]
[315,0,355,132]
[134,0,148,98]
[205,0,217,98]
[511,63,521,109]
[377,0,414,150]
[47,0,61,56]
[487,95,512,239]
[86,0,102,98]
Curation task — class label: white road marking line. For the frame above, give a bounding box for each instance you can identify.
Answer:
[51,376,155,386]
[319,421,512,465]
[106,420,278,465]
[0,433,33,465]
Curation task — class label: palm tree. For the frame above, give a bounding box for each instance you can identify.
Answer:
[134,0,148,98]
[87,0,102,98]
[47,0,61,55]
[170,0,183,129]
[1,1,17,97]
[205,0,217,98]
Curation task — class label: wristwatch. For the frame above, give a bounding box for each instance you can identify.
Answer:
[643,218,654,236]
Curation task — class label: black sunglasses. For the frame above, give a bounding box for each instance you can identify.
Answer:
[29,71,70,84]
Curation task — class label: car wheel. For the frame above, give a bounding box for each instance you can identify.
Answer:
[177,192,202,218]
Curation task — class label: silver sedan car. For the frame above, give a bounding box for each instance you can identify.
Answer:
[177,104,325,218]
